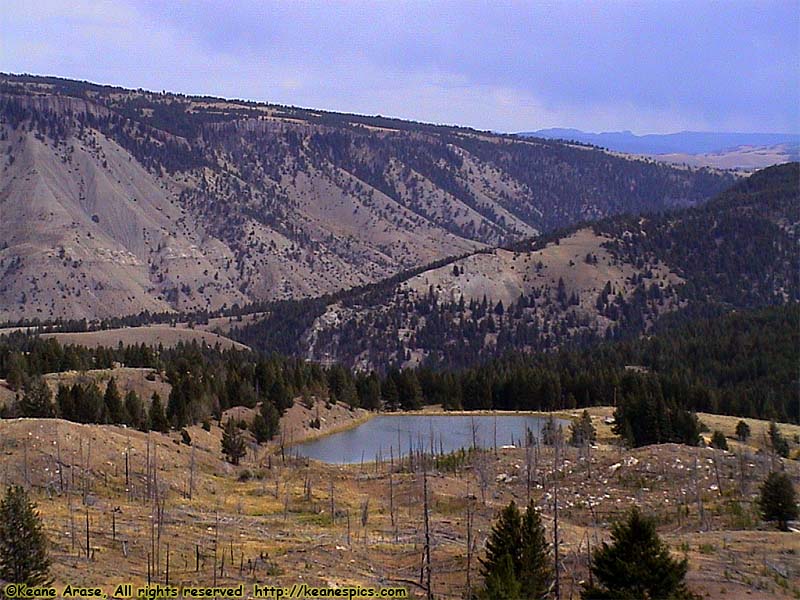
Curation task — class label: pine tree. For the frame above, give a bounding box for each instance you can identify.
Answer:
[268,380,293,412]
[735,420,750,442]
[166,382,190,429]
[479,500,552,599]
[72,383,105,424]
[481,501,522,573]
[767,422,790,458]
[569,410,596,447]
[710,430,728,450]
[479,501,522,599]
[148,392,170,433]
[582,507,698,599]
[356,373,382,411]
[221,419,247,465]
[5,354,26,392]
[0,486,51,586]
[103,377,125,424]
[251,401,280,444]
[481,553,521,600]
[17,378,55,418]
[56,385,74,421]
[519,501,553,599]
[398,370,423,411]
[381,377,400,412]
[124,390,145,430]
[758,472,798,531]
[541,415,561,446]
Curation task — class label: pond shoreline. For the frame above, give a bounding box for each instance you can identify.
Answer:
[283,406,580,447]
[290,410,573,464]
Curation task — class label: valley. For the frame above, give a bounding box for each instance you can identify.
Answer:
[0,72,797,600]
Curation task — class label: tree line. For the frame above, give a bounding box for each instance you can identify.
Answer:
[1,304,797,448]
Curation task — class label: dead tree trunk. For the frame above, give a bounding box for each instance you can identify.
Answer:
[422,467,433,600]
[189,444,196,500]
[329,477,336,526]
[56,432,64,493]
[85,508,90,559]
[553,431,561,600]
[692,454,706,530]
[465,494,474,600]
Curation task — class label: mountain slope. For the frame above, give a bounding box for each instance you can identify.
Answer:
[0,74,733,321]
[230,163,799,370]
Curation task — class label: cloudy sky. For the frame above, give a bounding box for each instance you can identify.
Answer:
[2,0,798,134]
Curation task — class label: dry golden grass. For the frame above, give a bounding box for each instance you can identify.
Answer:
[42,326,249,351]
[0,409,797,599]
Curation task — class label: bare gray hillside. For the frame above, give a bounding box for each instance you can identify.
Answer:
[0,74,734,321]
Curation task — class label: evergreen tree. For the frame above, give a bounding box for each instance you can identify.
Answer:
[251,401,281,444]
[123,390,145,430]
[381,376,400,411]
[17,377,55,418]
[735,420,750,442]
[397,370,423,411]
[356,373,382,411]
[148,392,170,433]
[0,485,51,586]
[767,421,790,458]
[480,501,523,596]
[4,354,26,392]
[519,501,553,599]
[479,500,552,600]
[167,382,190,429]
[328,366,358,407]
[268,380,293,412]
[222,418,247,465]
[758,472,798,531]
[56,385,73,421]
[710,430,728,451]
[480,553,521,600]
[569,410,596,447]
[541,415,562,447]
[582,507,698,599]
[72,383,105,424]
[103,377,125,424]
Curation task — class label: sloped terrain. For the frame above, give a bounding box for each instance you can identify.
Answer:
[0,74,733,322]
[0,411,796,598]
[231,163,799,370]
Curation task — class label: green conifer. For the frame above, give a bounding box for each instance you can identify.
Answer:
[103,377,125,424]
[0,486,51,586]
[759,472,798,531]
[222,419,247,465]
[148,392,170,433]
[17,378,55,418]
[582,507,698,599]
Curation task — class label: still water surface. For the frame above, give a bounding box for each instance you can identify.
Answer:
[293,414,566,464]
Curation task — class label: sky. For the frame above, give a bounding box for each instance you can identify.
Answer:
[2,0,798,134]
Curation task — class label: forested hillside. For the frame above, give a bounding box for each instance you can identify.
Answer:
[230,163,799,370]
[2,305,797,435]
[0,74,732,321]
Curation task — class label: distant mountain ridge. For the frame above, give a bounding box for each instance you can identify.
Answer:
[0,73,733,322]
[523,128,799,156]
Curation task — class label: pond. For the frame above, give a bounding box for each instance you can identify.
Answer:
[292,413,568,464]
